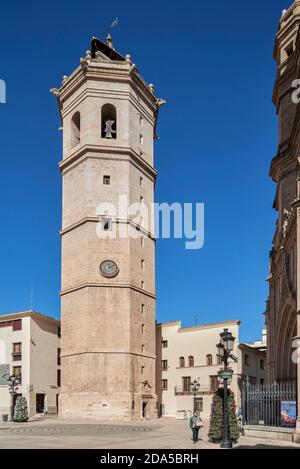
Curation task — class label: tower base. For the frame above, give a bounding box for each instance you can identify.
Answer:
[59,392,158,421]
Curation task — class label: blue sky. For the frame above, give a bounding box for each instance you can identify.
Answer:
[0,0,291,342]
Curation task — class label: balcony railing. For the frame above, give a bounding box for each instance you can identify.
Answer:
[175,384,214,395]
[11,353,22,362]
[175,387,192,395]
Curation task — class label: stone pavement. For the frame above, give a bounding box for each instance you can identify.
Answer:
[0,417,299,449]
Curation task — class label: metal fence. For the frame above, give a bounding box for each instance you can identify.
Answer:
[242,379,297,428]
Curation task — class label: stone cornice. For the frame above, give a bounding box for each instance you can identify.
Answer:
[60,282,156,299]
[59,144,157,181]
[60,216,156,240]
[61,350,156,360]
[57,62,158,114]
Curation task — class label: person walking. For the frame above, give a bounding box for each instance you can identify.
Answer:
[189,411,203,444]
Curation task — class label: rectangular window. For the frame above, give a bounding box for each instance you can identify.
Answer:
[162,360,168,371]
[260,378,264,385]
[57,326,61,338]
[162,340,168,348]
[142,324,145,334]
[194,398,203,412]
[0,320,13,328]
[260,359,265,370]
[103,175,110,185]
[57,369,61,387]
[245,354,250,366]
[57,348,61,366]
[182,376,191,392]
[102,217,112,231]
[12,319,22,331]
[13,366,22,384]
[162,379,168,390]
[141,366,144,375]
[210,375,219,393]
[12,343,22,361]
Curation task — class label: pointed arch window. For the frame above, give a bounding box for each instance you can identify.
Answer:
[71,111,81,148]
[101,103,117,139]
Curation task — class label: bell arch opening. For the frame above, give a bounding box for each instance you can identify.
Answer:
[101,104,117,139]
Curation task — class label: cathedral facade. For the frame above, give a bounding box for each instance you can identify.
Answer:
[266,1,300,440]
[52,36,164,419]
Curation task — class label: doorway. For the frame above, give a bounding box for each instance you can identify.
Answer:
[142,400,150,419]
[36,393,45,413]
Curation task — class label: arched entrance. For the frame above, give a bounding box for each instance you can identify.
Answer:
[275,304,297,382]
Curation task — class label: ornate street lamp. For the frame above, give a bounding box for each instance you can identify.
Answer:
[190,379,200,413]
[216,329,237,449]
[7,375,20,422]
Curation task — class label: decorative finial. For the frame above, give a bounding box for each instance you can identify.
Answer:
[80,58,88,70]
[281,9,287,18]
[106,33,113,49]
[85,50,92,60]
[125,54,132,64]
[62,75,68,85]
[149,83,155,93]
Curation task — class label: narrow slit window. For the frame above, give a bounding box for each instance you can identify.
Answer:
[102,218,112,231]
[103,175,110,185]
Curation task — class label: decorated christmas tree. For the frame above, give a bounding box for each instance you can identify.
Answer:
[208,391,223,442]
[13,396,29,422]
[208,389,240,443]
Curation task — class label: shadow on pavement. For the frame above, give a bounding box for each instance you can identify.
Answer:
[234,444,300,449]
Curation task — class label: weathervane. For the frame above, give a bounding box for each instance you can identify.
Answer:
[101,17,119,47]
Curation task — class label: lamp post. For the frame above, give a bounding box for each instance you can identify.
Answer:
[7,375,20,422]
[190,379,200,413]
[216,328,236,449]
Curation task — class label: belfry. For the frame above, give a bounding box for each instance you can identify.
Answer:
[52,34,164,419]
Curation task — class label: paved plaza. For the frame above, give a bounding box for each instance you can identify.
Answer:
[0,417,299,449]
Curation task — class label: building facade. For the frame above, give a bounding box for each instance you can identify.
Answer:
[52,36,164,419]
[156,320,266,419]
[266,1,300,440]
[0,311,61,417]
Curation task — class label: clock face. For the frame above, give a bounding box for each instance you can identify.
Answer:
[100,260,119,278]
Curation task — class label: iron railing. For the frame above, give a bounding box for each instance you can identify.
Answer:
[242,379,297,428]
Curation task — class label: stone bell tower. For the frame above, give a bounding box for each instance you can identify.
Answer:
[51,35,164,419]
